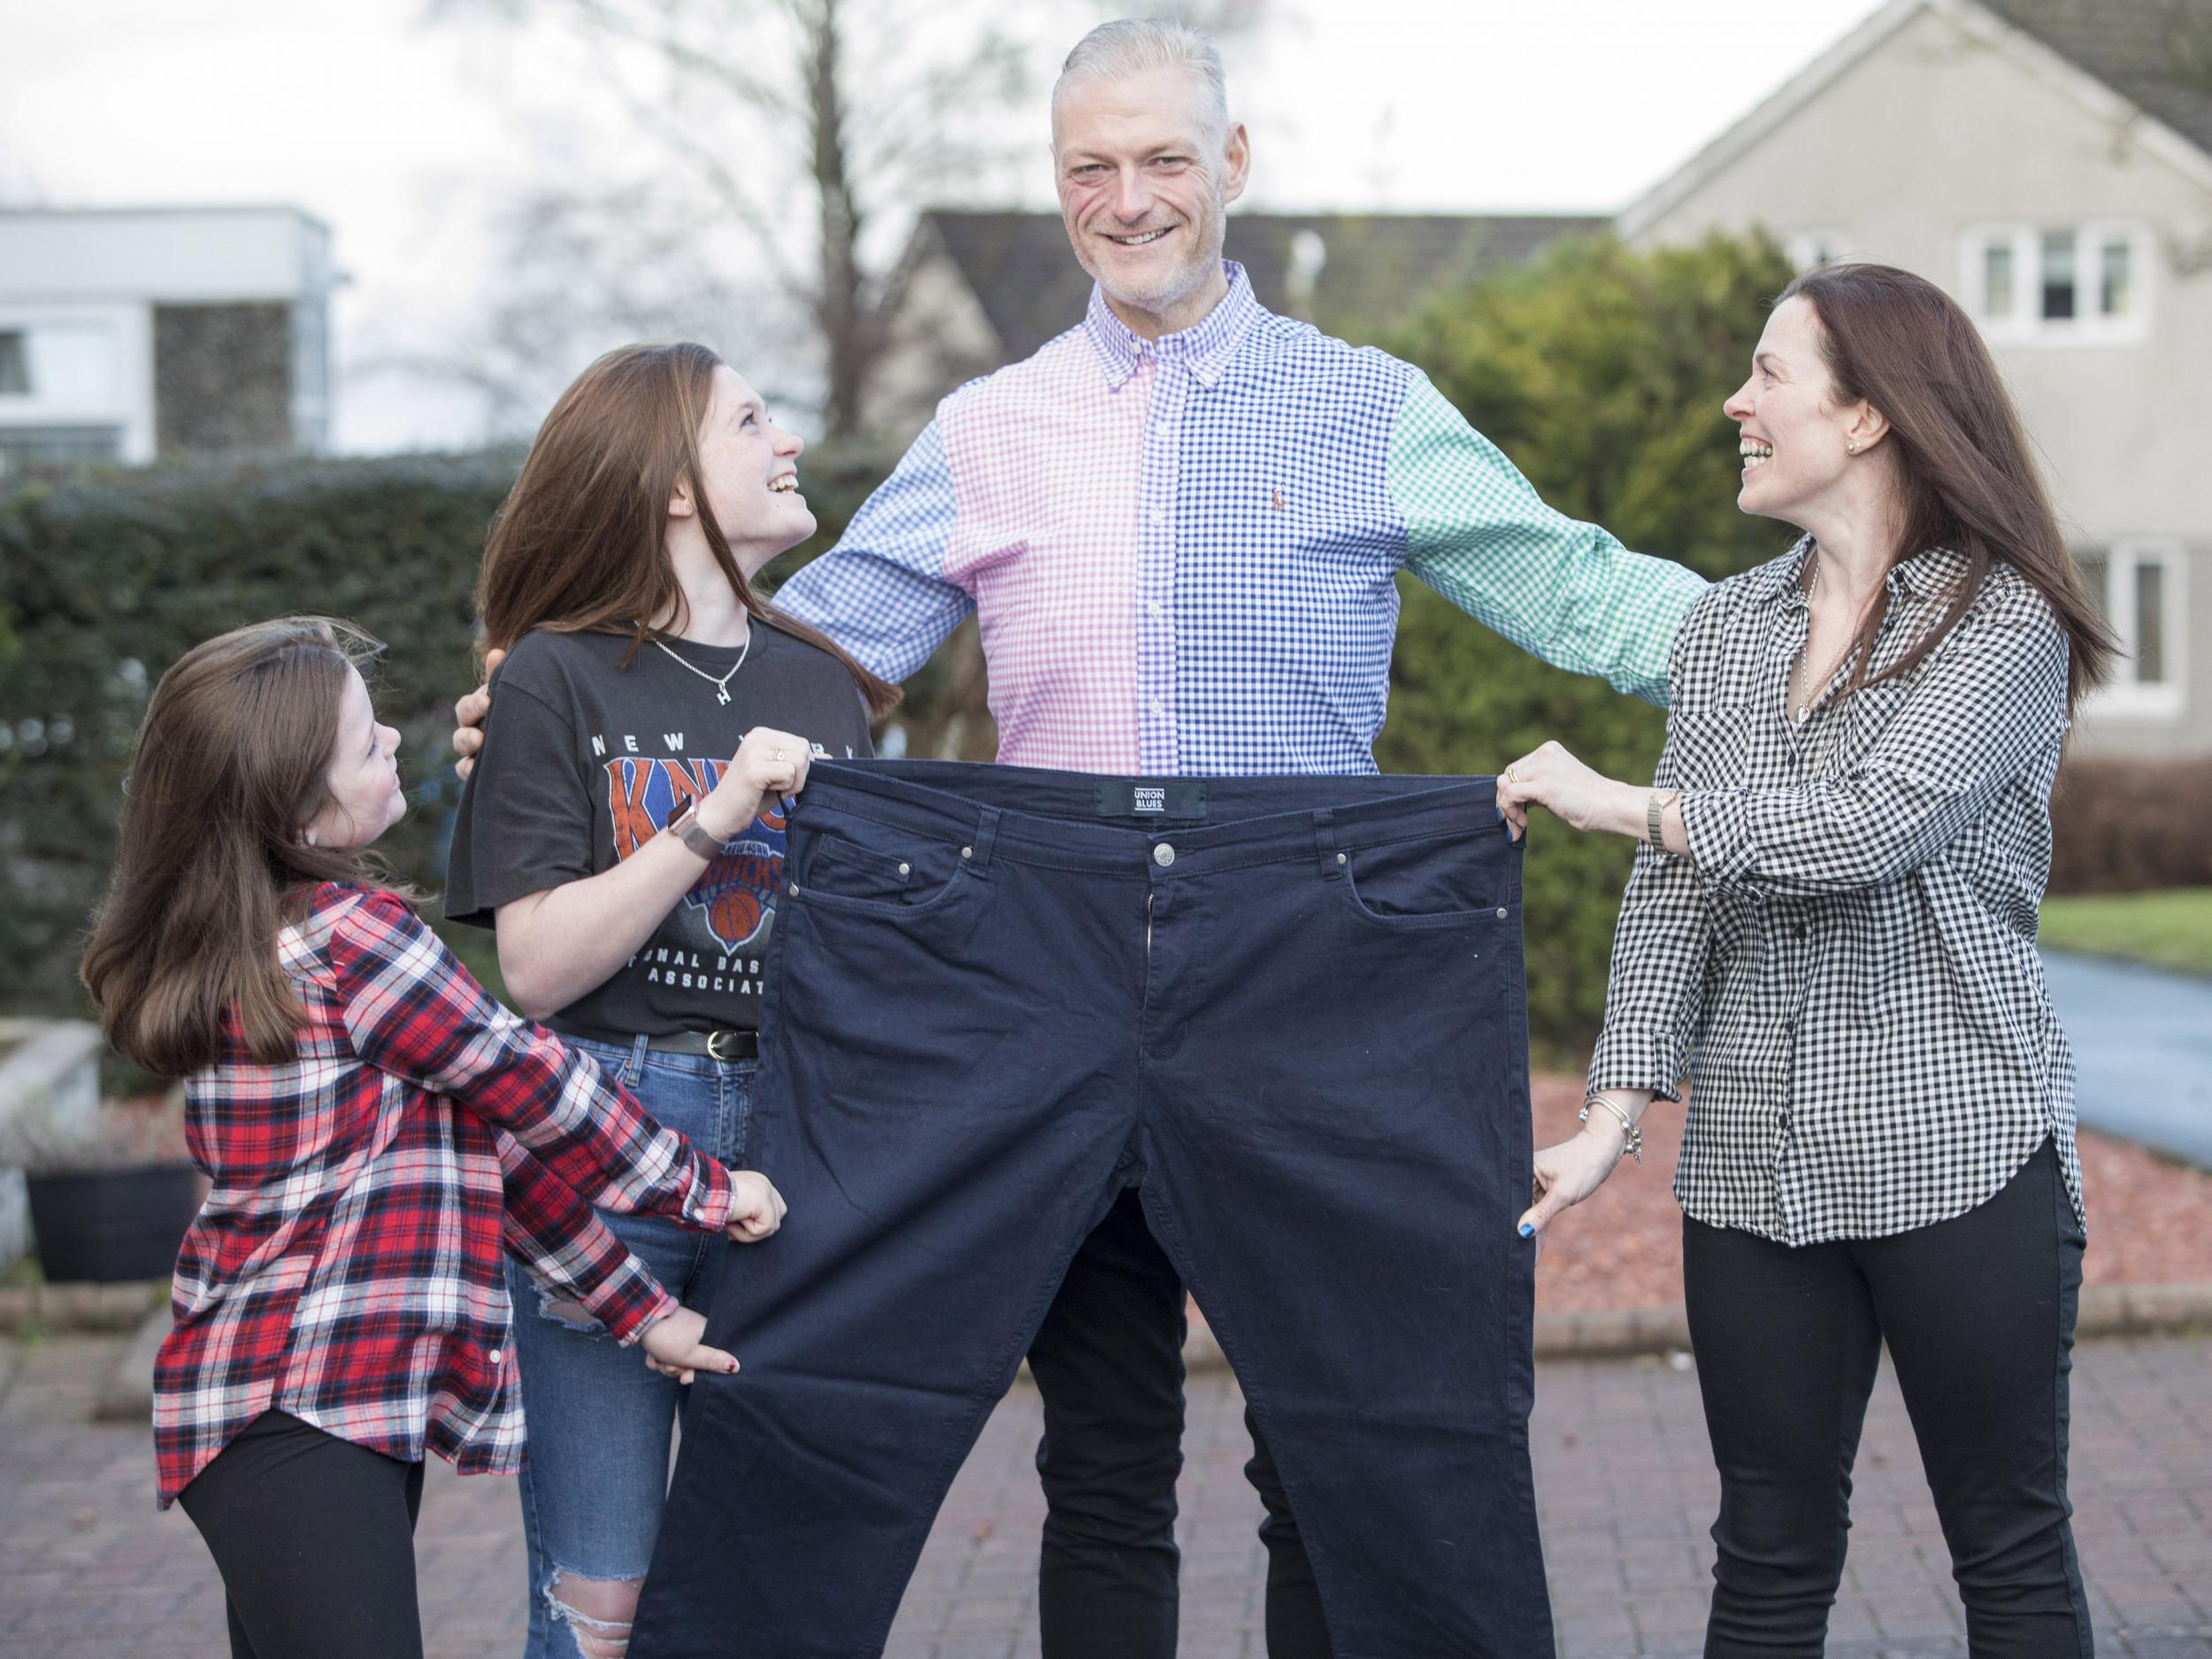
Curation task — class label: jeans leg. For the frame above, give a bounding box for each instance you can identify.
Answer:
[1029,1186,1186,1659]
[1681,1215,1882,1659]
[1243,1411,1332,1659]
[1857,1141,2094,1657]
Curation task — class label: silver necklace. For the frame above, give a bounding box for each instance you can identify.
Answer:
[1793,558,1863,726]
[652,630,750,705]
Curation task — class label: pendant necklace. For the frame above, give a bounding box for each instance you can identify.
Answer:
[652,629,751,705]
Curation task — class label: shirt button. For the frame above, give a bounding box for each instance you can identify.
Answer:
[1148,601,1165,619]
[1149,509,1167,526]
[1154,843,1176,867]
[1150,698,1166,717]
[488,1348,504,1364]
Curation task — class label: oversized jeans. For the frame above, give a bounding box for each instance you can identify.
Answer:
[630,761,1553,1659]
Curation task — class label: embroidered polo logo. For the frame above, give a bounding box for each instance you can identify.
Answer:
[1272,489,1286,511]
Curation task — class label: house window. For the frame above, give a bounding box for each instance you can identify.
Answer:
[2080,541,2186,717]
[0,425,123,482]
[0,332,27,396]
[1962,225,2149,342]
[1787,230,1850,272]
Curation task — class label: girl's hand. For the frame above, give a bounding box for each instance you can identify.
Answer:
[1495,741,1624,839]
[725,1171,787,1242]
[641,1306,738,1383]
[1517,1124,1629,1240]
[697,727,815,841]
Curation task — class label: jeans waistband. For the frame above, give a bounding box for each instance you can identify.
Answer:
[793,760,1507,878]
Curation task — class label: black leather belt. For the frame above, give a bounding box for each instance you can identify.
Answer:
[545,1016,760,1062]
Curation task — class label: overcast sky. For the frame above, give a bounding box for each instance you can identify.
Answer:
[2,0,1889,451]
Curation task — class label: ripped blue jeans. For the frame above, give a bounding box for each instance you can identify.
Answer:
[504,1033,752,1659]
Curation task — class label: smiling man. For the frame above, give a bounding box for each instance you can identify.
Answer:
[599,19,1713,1659]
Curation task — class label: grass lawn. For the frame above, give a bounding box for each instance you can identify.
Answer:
[2040,887,2212,978]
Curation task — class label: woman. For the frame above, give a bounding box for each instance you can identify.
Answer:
[1498,263,2111,1655]
[80,617,784,1659]
[444,342,897,1658]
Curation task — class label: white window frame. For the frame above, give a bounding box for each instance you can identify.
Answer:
[1957,222,2154,344]
[1786,229,1851,273]
[2083,539,2187,719]
[0,302,154,463]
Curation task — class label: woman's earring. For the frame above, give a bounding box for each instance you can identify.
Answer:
[1847,441,1859,454]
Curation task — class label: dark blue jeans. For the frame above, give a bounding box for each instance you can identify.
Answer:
[631,762,1552,1659]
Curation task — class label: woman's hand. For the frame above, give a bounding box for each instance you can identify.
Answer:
[1496,741,1632,839]
[697,727,815,841]
[1517,1123,1629,1240]
[725,1171,787,1243]
[640,1306,739,1383]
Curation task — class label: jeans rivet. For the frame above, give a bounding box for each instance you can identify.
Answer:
[788,882,800,895]
[1495,907,1509,918]
[898,862,911,876]
[1336,851,1347,864]
[961,846,973,859]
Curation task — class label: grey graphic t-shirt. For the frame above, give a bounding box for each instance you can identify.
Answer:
[445,623,872,1036]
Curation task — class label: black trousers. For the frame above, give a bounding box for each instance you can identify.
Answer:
[1031,1186,1332,1659]
[176,1409,428,1659]
[1684,1140,2093,1658]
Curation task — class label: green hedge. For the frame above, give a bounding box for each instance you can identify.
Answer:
[0,443,913,1015]
[4,230,1798,1062]
[1376,231,1798,1058]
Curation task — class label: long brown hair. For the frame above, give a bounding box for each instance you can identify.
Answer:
[1781,263,2114,710]
[81,618,405,1076]
[476,342,898,714]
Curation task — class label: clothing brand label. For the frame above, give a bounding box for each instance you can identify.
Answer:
[1095,779,1209,820]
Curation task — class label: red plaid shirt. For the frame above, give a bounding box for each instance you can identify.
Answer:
[153,884,732,1506]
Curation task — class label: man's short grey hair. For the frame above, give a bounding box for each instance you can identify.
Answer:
[1053,18,1231,142]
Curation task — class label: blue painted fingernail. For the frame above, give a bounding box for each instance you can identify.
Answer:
[1518,1222,1534,1238]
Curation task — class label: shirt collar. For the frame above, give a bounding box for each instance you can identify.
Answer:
[1084,261,1263,390]
[1754,536,1970,608]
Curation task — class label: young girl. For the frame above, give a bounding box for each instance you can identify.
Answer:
[81,617,787,1659]
[443,342,896,1657]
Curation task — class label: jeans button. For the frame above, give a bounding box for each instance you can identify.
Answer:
[1153,843,1176,867]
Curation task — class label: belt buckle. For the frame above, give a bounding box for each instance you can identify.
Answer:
[706,1029,744,1063]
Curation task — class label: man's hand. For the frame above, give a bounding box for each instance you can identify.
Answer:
[451,646,505,782]
[640,1306,739,1383]
[725,1170,787,1242]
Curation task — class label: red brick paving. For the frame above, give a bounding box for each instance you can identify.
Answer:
[5,1329,2208,1658]
[1530,1074,2212,1313]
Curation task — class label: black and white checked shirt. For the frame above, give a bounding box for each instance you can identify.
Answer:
[1588,538,2085,1246]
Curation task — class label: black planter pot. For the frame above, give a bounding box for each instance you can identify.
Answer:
[26,1162,203,1284]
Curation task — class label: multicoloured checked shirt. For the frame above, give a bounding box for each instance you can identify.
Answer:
[153,884,732,1506]
[778,263,1709,774]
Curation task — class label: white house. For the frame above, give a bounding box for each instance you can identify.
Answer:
[1623,0,2212,758]
[0,205,338,481]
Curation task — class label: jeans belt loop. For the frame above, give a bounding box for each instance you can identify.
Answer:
[967,804,1003,872]
[1311,806,1340,878]
[626,1031,652,1087]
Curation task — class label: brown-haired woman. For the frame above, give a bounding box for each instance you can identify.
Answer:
[442,343,895,1658]
[1496,263,2112,1655]
[81,617,784,1659]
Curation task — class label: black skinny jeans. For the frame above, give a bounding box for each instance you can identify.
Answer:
[1030,1185,1333,1659]
[1684,1140,2093,1658]
[177,1409,428,1659]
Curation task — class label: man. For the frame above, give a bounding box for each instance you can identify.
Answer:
[457,19,1706,1655]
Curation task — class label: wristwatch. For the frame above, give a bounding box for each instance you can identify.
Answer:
[664,802,726,858]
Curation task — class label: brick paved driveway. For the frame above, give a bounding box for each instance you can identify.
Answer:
[4,1332,2206,1657]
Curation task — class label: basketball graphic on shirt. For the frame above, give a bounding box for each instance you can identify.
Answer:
[602,757,785,954]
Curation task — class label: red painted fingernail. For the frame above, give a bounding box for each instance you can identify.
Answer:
[728,1359,740,1372]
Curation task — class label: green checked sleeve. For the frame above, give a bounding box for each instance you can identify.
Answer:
[1389,373,1709,706]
